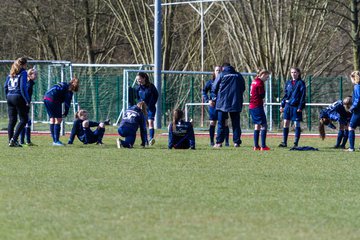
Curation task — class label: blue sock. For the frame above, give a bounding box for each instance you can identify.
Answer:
[294,127,301,145]
[225,126,230,145]
[341,130,349,147]
[50,124,55,142]
[149,128,155,139]
[54,124,61,142]
[209,125,215,144]
[336,130,344,147]
[254,130,260,147]
[261,129,267,148]
[349,130,355,149]
[283,127,289,144]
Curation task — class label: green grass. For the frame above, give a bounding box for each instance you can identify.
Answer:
[1,133,360,240]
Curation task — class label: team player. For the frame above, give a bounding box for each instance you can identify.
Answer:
[20,68,37,146]
[135,72,158,146]
[4,57,30,147]
[347,71,360,151]
[202,66,229,146]
[168,109,196,150]
[249,69,271,151]
[43,77,80,146]
[278,67,306,148]
[68,109,108,145]
[117,101,148,148]
[318,96,352,148]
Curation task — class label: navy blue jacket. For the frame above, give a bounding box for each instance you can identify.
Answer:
[68,119,100,144]
[27,80,35,102]
[168,120,195,149]
[136,84,159,112]
[202,79,213,103]
[320,100,351,125]
[350,84,360,113]
[211,66,246,112]
[280,79,306,110]
[119,105,148,145]
[4,68,30,104]
[44,82,73,116]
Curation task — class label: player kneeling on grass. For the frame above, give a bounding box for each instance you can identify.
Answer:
[68,109,108,145]
[318,96,352,149]
[168,109,195,150]
[117,101,148,148]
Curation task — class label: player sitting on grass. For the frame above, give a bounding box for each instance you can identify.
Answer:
[117,101,148,148]
[68,109,108,145]
[168,109,195,150]
[319,96,352,149]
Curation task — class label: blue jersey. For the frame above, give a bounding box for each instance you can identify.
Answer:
[136,84,159,112]
[202,79,213,103]
[68,119,101,144]
[27,80,35,102]
[320,100,351,125]
[119,105,148,144]
[44,82,73,116]
[280,79,306,110]
[4,68,30,104]
[350,84,360,114]
[168,120,195,149]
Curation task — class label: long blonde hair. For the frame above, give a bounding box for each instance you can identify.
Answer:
[69,77,80,92]
[351,71,360,84]
[137,101,148,120]
[10,57,27,77]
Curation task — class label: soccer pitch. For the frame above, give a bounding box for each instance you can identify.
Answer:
[1,133,360,240]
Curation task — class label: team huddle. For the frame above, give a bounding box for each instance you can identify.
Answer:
[4,58,360,151]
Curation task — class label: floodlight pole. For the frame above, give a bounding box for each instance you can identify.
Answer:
[154,0,162,129]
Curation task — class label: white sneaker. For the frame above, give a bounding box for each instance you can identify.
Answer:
[149,138,155,146]
[345,148,355,152]
[52,141,64,146]
[116,138,122,149]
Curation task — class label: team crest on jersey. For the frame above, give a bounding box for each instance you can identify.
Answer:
[8,75,20,91]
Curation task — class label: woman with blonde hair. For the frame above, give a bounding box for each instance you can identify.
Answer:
[20,68,37,146]
[347,71,360,151]
[4,57,29,147]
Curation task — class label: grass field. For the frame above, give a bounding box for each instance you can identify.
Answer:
[1,132,360,240]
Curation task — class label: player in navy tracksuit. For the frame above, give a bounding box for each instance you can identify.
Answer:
[249,69,271,151]
[347,71,360,151]
[211,63,246,148]
[168,109,195,149]
[319,97,352,149]
[279,67,306,148]
[4,57,30,147]
[117,101,148,148]
[135,72,158,145]
[20,68,37,146]
[202,66,229,146]
[67,109,106,145]
[43,78,80,146]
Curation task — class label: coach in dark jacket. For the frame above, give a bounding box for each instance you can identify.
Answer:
[211,63,246,147]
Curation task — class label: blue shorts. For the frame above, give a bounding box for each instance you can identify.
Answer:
[147,107,156,120]
[250,107,267,125]
[283,104,303,121]
[208,105,217,121]
[44,99,62,118]
[350,112,360,129]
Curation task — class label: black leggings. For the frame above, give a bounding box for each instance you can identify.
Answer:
[7,94,29,142]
